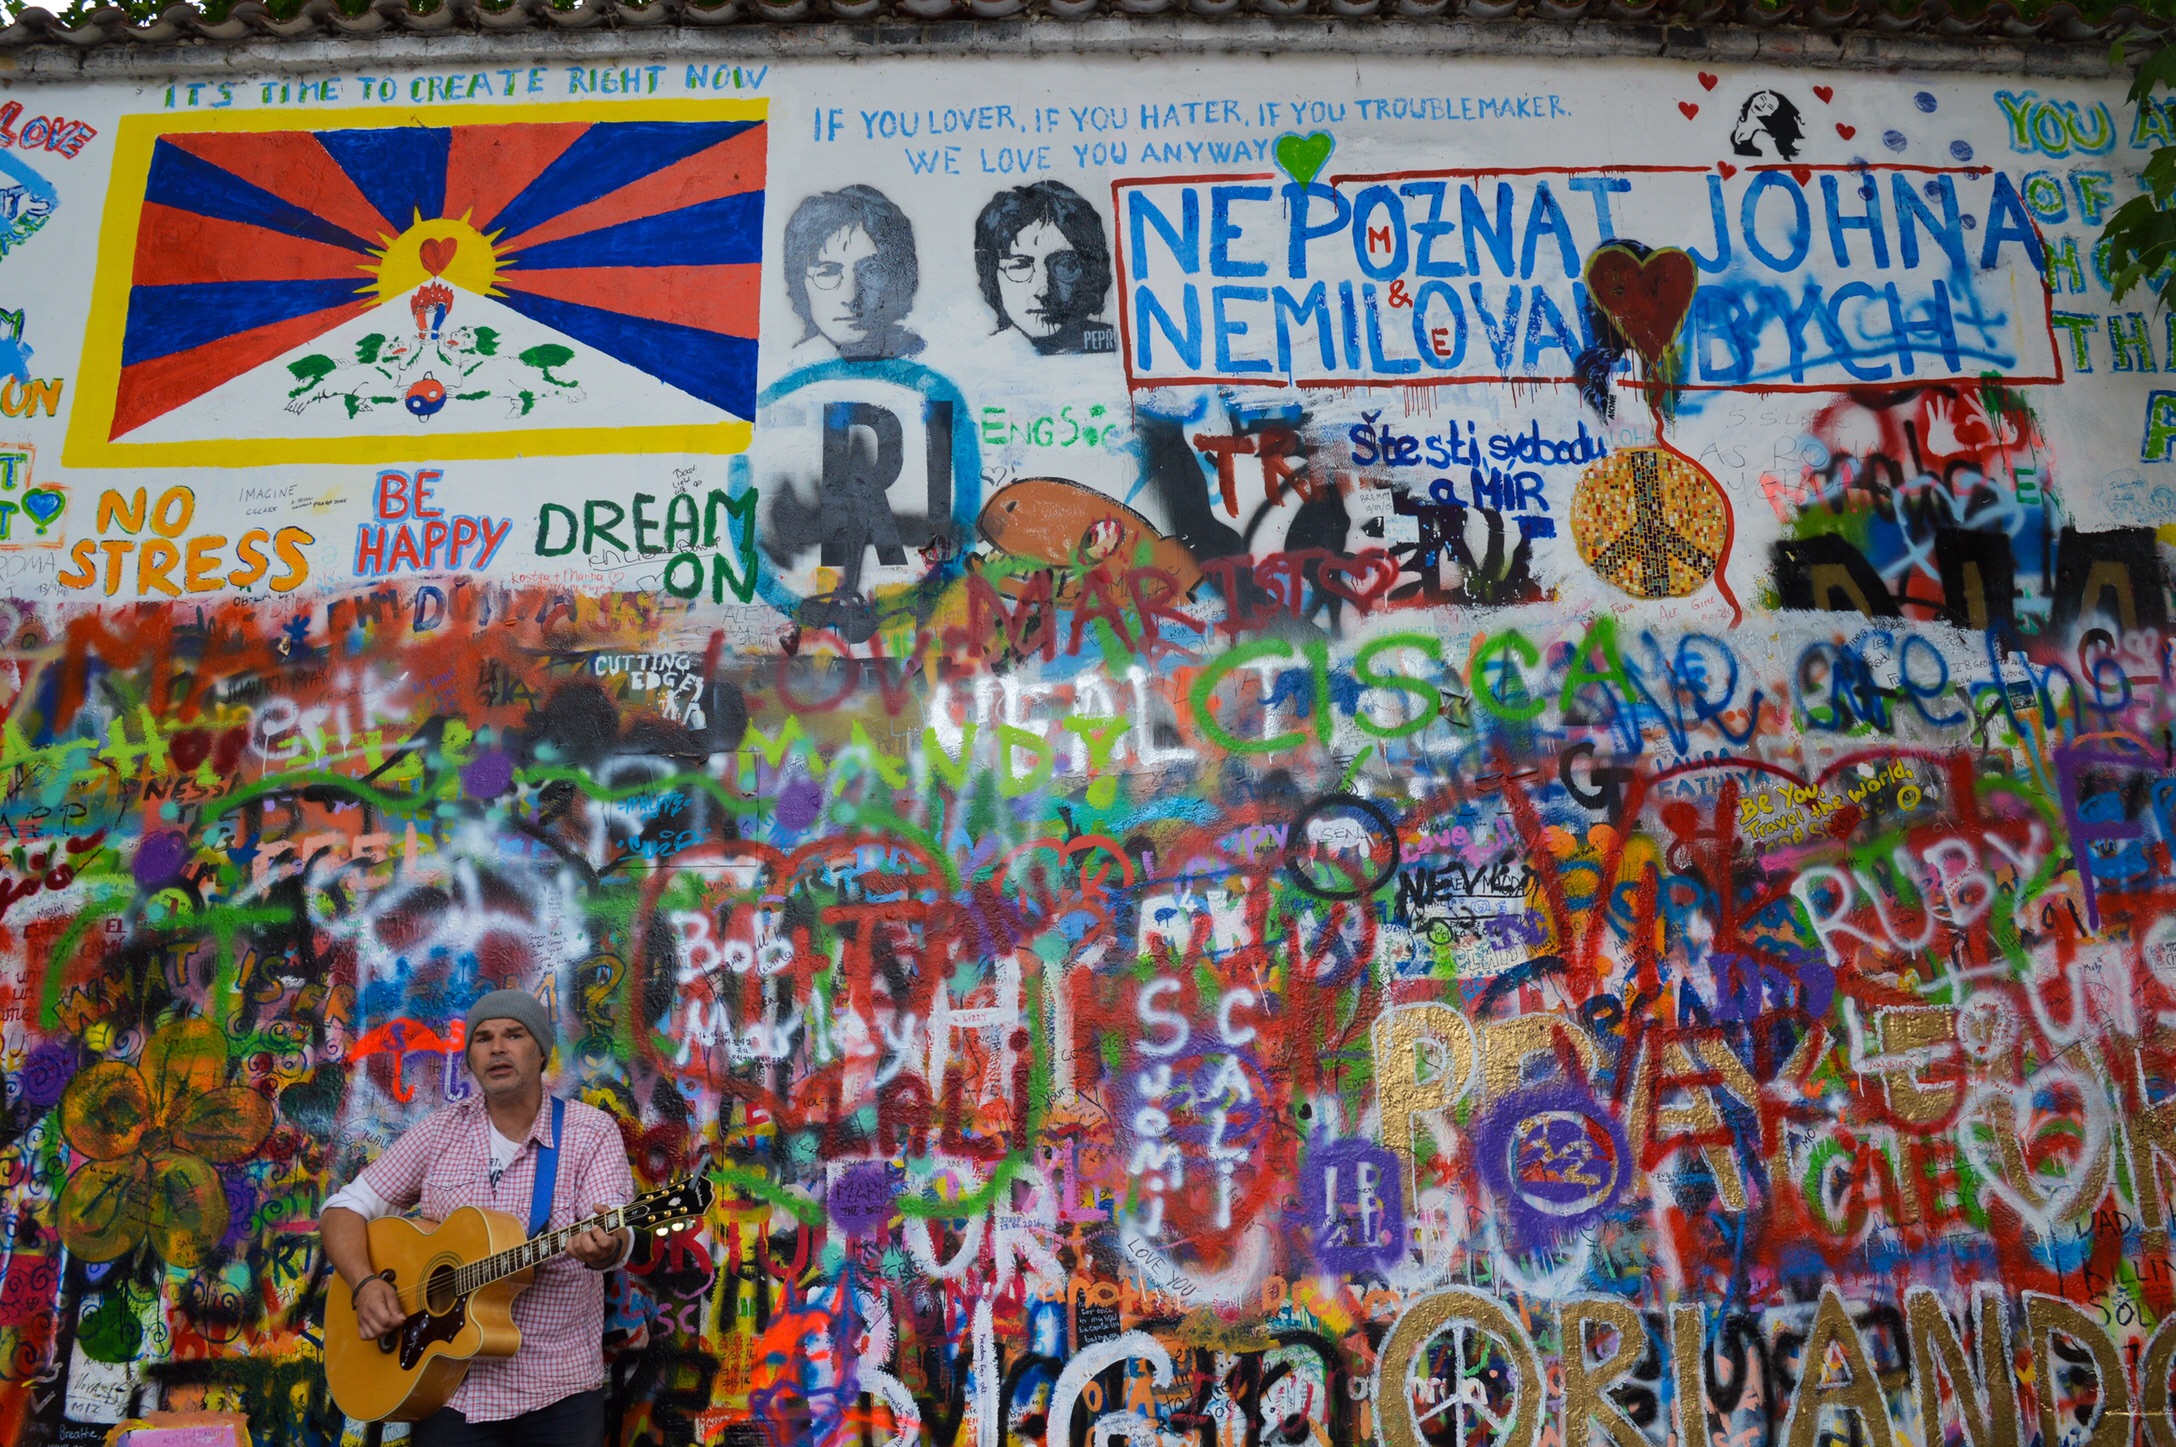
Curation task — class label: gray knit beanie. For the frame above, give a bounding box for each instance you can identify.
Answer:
[464,989,553,1053]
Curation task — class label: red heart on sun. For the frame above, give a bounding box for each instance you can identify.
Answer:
[1717,161,1737,178]
[1584,244,1698,365]
[419,238,457,276]
[1698,72,1718,90]
[1835,123,1857,139]
[1814,85,1834,103]
[1678,101,1699,119]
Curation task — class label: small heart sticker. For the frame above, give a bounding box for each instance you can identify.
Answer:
[1835,123,1856,139]
[1716,161,1737,178]
[1813,85,1834,103]
[1678,101,1699,120]
[21,488,62,529]
[1698,72,1718,90]
[1273,131,1335,188]
[419,237,457,276]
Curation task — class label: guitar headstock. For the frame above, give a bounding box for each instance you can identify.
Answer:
[622,1176,716,1238]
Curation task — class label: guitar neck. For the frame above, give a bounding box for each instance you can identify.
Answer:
[453,1206,626,1297]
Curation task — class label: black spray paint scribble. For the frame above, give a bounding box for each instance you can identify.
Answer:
[764,398,957,641]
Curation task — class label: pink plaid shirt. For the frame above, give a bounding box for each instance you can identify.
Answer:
[359,1094,634,1422]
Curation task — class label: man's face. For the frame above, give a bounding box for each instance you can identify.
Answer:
[805,225,881,349]
[995,220,1086,341]
[467,1019,545,1099]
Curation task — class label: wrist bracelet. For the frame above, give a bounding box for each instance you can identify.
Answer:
[350,1273,389,1308]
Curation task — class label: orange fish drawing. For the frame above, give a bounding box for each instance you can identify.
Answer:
[977,477,1202,596]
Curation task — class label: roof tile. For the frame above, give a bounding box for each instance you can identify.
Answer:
[0,0,2159,48]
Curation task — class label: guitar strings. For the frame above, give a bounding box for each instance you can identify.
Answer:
[372,1180,697,1320]
[452,1205,624,1297]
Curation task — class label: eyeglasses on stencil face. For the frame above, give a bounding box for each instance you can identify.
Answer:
[999,250,1085,285]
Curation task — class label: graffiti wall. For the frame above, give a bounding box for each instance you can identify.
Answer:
[1,34,2174,1447]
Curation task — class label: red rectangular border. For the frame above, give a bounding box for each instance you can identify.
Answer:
[1108,163,2062,394]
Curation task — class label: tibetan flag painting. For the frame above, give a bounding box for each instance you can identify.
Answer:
[66,99,765,467]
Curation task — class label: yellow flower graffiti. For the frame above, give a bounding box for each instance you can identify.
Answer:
[57,1019,275,1267]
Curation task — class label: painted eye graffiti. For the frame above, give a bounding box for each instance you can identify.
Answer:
[1079,517,1125,564]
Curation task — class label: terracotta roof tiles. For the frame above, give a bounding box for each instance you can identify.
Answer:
[0,0,2160,48]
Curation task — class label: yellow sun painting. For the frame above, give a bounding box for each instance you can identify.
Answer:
[364,213,510,303]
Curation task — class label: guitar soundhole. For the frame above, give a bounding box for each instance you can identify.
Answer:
[424,1263,460,1315]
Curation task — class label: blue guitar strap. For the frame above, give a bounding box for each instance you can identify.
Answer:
[527,1096,564,1237]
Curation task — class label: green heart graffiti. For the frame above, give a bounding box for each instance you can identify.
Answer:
[1274,130,1336,187]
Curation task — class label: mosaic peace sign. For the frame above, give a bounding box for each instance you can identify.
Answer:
[1569,447,1728,599]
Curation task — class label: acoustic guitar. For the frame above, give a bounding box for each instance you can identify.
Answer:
[324,1175,713,1422]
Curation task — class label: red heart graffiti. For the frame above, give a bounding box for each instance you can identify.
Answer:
[1698,72,1718,90]
[1678,101,1699,120]
[1790,165,1813,184]
[1584,244,1698,365]
[1716,161,1737,178]
[1814,85,1834,103]
[419,237,457,276]
[1835,123,1857,139]
[1317,549,1401,611]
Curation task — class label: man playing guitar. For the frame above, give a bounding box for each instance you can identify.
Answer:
[319,990,634,1445]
